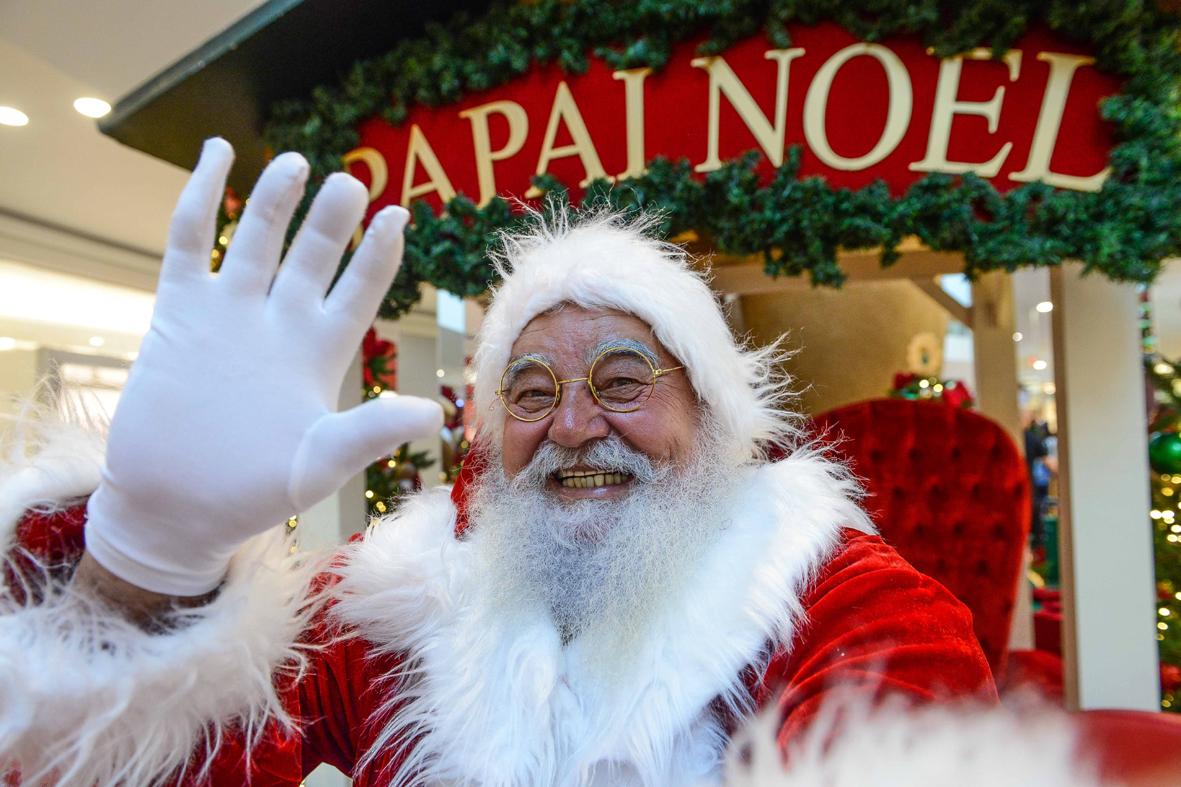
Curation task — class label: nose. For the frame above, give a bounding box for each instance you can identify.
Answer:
[546,379,610,448]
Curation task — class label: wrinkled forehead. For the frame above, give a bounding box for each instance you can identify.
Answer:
[507,304,672,369]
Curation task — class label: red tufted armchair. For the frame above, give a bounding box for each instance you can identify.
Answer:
[810,398,1031,676]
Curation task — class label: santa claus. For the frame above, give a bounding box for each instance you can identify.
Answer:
[1,139,1067,786]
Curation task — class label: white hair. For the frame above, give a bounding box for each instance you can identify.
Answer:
[472,207,800,465]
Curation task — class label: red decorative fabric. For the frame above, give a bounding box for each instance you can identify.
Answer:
[1000,648,1065,702]
[1075,709,1181,783]
[810,399,1031,673]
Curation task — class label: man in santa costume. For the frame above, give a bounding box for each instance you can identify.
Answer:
[0,139,1027,786]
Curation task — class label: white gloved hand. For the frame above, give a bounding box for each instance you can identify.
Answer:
[85,138,443,596]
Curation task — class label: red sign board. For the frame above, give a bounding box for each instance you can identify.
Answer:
[346,23,1119,220]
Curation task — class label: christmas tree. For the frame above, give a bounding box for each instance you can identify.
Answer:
[1146,354,1181,710]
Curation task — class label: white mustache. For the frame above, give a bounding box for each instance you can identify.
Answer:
[511,436,661,491]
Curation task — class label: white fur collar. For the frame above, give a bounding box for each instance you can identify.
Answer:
[332,450,873,786]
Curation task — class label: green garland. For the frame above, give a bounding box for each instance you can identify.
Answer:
[264,0,1181,318]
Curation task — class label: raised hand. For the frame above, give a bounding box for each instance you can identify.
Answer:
[84,139,443,596]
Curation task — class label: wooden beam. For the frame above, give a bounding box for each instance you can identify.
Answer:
[710,249,964,295]
[909,277,973,327]
[1051,263,1159,710]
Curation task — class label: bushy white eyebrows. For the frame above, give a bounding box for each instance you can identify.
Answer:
[505,339,659,373]
[585,338,658,365]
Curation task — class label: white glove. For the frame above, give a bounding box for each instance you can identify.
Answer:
[85,138,443,596]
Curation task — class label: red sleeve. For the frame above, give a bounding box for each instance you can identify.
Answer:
[755,530,997,748]
[6,504,402,786]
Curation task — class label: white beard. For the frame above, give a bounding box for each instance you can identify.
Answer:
[466,427,733,676]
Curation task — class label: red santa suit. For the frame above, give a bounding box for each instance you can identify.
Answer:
[3,441,993,786]
[1,212,995,786]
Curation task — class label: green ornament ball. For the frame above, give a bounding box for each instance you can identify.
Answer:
[1149,431,1181,474]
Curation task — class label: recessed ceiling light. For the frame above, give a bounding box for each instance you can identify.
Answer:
[1012,332,1023,342]
[1032,359,1048,371]
[1035,300,1054,313]
[0,106,29,127]
[89,335,105,348]
[73,97,111,119]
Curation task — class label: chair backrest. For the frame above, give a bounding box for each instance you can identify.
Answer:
[811,398,1030,673]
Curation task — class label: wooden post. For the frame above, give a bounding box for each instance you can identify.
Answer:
[971,271,1033,650]
[1051,264,1159,710]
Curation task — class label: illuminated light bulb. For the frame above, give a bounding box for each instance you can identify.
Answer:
[0,106,29,126]
[375,501,387,513]
[372,385,382,394]
[218,235,229,246]
[387,459,397,468]
[436,369,445,378]
[933,384,944,393]
[88,336,105,348]
[73,97,111,118]
[1012,332,1023,342]
[1160,607,1172,617]
[364,490,375,499]
[1035,301,1053,313]
[1155,362,1173,375]
[1159,621,1169,630]
[1032,359,1048,371]
[919,379,930,389]
[1152,510,1163,519]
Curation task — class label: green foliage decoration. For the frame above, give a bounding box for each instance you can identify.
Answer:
[262,0,1181,318]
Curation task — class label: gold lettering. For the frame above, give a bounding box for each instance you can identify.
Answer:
[342,146,389,200]
[459,100,529,206]
[525,81,609,198]
[401,124,457,205]
[692,48,804,173]
[342,146,390,248]
[804,43,913,171]
[612,67,652,180]
[1009,52,1109,192]
[910,49,1021,178]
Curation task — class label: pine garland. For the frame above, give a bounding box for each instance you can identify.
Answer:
[263,0,1181,318]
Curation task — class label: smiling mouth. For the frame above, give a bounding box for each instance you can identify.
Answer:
[552,469,632,489]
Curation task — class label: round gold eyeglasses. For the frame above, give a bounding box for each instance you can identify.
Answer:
[497,346,685,422]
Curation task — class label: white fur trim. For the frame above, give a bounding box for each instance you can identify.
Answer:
[728,696,1100,786]
[0,403,322,786]
[0,397,106,553]
[332,449,873,785]
[473,213,795,464]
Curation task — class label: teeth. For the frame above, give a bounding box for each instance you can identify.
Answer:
[559,471,628,488]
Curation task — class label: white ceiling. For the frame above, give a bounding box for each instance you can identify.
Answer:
[0,0,267,260]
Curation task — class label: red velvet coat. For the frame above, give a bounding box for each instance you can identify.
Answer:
[12,506,995,785]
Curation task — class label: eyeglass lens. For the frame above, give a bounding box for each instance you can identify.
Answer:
[500,349,655,419]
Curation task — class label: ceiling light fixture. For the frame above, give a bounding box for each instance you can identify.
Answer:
[88,335,105,348]
[1035,301,1054,313]
[1012,332,1023,342]
[1032,359,1048,371]
[73,97,111,119]
[0,106,29,127]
